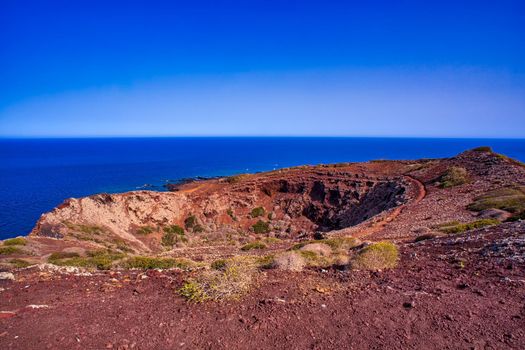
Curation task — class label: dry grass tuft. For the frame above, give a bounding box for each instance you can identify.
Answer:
[49,250,125,270]
[179,257,257,302]
[351,241,399,270]
[272,251,306,272]
[436,219,499,234]
[299,243,332,257]
[124,256,195,270]
[440,167,469,188]
[0,246,24,255]
[241,241,267,251]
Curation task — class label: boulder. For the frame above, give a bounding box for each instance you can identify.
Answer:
[0,272,15,281]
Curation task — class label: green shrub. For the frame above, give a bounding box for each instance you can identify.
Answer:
[256,255,275,269]
[250,207,265,218]
[472,146,493,152]
[116,242,134,253]
[298,250,318,260]
[468,186,525,213]
[48,251,80,262]
[48,250,124,270]
[163,224,185,235]
[124,256,193,270]
[0,246,23,255]
[184,215,197,229]
[440,167,469,188]
[193,224,205,233]
[252,220,270,234]
[351,242,399,270]
[211,259,227,270]
[297,247,336,268]
[87,250,125,270]
[263,237,281,245]
[179,281,208,303]
[241,241,267,251]
[9,258,31,268]
[437,219,499,234]
[227,208,237,221]
[3,237,27,246]
[136,226,155,235]
[179,258,256,302]
[68,224,104,235]
[162,225,186,247]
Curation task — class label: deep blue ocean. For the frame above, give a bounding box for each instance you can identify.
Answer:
[1,137,524,239]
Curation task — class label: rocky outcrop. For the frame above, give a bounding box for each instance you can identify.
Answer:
[29,165,414,253]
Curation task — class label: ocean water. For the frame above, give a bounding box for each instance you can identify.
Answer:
[1,137,524,239]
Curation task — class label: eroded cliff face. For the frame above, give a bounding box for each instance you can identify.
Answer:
[7,147,523,261]
[30,165,413,253]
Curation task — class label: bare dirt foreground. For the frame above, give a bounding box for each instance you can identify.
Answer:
[1,148,525,349]
[2,224,525,350]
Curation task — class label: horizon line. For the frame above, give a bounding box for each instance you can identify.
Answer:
[1,135,525,140]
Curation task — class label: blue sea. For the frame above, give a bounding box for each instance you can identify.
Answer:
[1,137,524,239]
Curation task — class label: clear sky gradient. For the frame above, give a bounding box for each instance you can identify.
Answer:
[1,0,524,137]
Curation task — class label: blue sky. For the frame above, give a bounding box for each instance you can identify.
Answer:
[1,0,524,137]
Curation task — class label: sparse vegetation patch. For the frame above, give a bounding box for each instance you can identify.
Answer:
[351,241,399,270]
[225,174,248,184]
[9,258,31,268]
[48,251,80,261]
[124,256,193,270]
[3,237,27,246]
[0,246,23,255]
[184,215,197,229]
[468,186,525,213]
[252,220,270,234]
[193,224,205,233]
[136,226,155,235]
[472,146,493,152]
[250,207,265,218]
[436,219,499,234]
[48,250,124,270]
[241,241,267,251]
[292,237,359,252]
[179,258,256,302]
[227,208,238,221]
[439,166,469,188]
[162,225,186,247]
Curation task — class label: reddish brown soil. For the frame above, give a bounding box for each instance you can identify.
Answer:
[1,222,525,350]
[1,148,525,349]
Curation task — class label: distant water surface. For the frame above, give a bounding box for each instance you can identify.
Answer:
[1,137,524,239]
